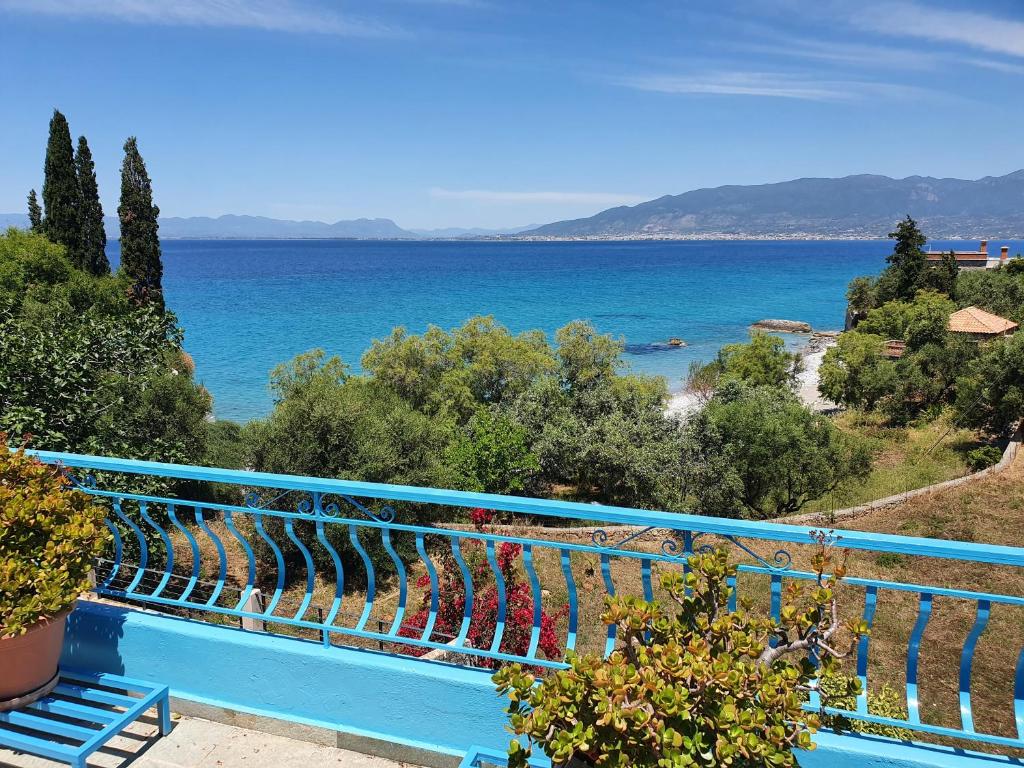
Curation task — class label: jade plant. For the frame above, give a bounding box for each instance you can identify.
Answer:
[494,542,864,768]
[0,439,108,638]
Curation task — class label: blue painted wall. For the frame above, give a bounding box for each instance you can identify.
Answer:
[61,602,1017,768]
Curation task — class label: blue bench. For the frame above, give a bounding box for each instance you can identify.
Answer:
[459,745,552,767]
[0,669,170,768]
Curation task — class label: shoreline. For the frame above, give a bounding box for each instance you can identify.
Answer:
[665,335,839,418]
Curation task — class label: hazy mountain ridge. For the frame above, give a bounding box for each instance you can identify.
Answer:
[525,171,1024,238]
[0,213,417,239]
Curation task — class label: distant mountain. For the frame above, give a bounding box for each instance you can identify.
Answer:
[525,171,1024,239]
[1,213,416,239]
[410,224,539,238]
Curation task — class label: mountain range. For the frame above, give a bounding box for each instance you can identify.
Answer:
[525,170,1024,239]
[3,170,1022,240]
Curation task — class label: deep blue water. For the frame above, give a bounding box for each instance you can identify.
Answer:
[106,239,1024,422]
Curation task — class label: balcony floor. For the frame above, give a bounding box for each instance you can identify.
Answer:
[0,712,421,768]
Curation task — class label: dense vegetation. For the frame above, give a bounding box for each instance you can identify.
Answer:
[821,216,1024,435]
[234,317,870,518]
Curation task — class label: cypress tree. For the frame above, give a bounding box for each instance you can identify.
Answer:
[42,109,82,265]
[884,214,927,301]
[118,137,163,309]
[27,189,42,232]
[75,136,110,275]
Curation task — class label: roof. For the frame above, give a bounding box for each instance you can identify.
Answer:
[883,339,906,358]
[947,306,1019,335]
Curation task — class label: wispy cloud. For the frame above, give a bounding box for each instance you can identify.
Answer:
[616,71,930,102]
[851,2,1024,58]
[429,188,647,205]
[0,0,397,37]
[745,34,1024,76]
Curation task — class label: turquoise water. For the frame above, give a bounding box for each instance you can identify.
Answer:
[106,239,1024,422]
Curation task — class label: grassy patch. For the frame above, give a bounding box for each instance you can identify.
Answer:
[802,410,981,515]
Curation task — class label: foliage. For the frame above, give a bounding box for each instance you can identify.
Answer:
[818,332,896,411]
[821,291,981,424]
[360,316,683,509]
[400,510,566,664]
[42,110,82,268]
[878,215,927,303]
[682,383,872,518]
[0,439,109,638]
[27,189,42,232]
[494,547,864,768]
[954,332,1024,435]
[711,332,802,390]
[921,250,958,296]
[956,264,1024,325]
[245,350,451,488]
[845,275,877,319]
[818,673,912,740]
[0,228,210,465]
[118,137,163,310]
[74,136,109,276]
[966,445,1003,472]
[445,408,540,494]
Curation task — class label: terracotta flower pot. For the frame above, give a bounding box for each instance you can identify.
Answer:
[0,609,72,711]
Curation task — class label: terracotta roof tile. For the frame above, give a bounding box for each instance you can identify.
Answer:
[947,306,1019,335]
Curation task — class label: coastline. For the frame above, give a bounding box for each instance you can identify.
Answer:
[665,335,839,418]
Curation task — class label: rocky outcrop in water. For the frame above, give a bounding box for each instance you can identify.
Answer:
[750,319,812,333]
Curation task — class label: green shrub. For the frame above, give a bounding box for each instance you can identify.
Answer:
[819,673,912,740]
[494,546,865,767]
[966,445,1003,472]
[0,439,108,637]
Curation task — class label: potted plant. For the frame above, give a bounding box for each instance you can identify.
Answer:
[494,543,864,768]
[0,440,108,710]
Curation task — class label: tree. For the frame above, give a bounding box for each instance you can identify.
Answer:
[75,136,109,276]
[42,110,82,266]
[954,332,1024,436]
[818,332,897,411]
[0,228,209,463]
[956,266,1024,325]
[714,331,802,389]
[118,137,163,309]
[682,383,871,518]
[879,215,927,302]
[922,249,958,296]
[26,190,42,232]
[445,408,540,495]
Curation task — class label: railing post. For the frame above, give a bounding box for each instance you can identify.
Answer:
[241,588,265,632]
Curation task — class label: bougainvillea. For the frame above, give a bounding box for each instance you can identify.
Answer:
[400,508,566,665]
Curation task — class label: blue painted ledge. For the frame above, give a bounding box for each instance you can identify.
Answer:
[61,601,1021,768]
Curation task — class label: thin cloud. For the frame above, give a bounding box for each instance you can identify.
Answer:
[0,0,398,37]
[852,2,1024,58]
[429,188,648,205]
[616,71,930,102]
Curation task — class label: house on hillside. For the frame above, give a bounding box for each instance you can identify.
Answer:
[883,339,906,359]
[947,306,1018,340]
[925,240,1010,270]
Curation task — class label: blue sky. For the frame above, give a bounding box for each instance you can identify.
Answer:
[1,0,1022,229]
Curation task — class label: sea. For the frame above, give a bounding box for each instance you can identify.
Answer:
[106,239,1024,422]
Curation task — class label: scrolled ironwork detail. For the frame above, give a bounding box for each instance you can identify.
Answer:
[591,526,655,550]
[341,495,397,523]
[722,535,793,571]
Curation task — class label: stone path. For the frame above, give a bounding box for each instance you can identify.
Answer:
[0,713,418,768]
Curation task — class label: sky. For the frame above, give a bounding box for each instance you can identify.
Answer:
[0,0,1022,230]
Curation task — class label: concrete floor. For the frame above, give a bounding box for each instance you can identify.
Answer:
[0,712,419,768]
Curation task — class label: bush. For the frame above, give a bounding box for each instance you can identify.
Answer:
[0,440,108,637]
[494,547,864,768]
[819,673,912,740]
[966,445,1003,472]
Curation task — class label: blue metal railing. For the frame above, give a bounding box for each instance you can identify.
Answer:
[25,449,1024,751]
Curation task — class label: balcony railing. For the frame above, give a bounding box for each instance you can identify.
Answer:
[27,450,1024,753]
